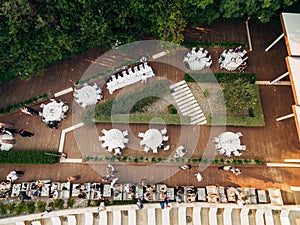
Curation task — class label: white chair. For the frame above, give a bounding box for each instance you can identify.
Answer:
[163,145,170,151]
[238,145,246,150]
[153,148,158,154]
[228,49,233,53]
[101,143,108,148]
[62,105,69,112]
[162,136,169,141]
[39,112,43,117]
[233,151,242,156]
[81,103,87,108]
[240,50,247,57]
[108,147,113,153]
[215,144,222,149]
[225,151,231,157]
[213,137,220,143]
[114,148,121,156]
[236,132,243,137]
[144,146,150,153]
[102,129,108,134]
[123,130,128,136]
[218,148,226,155]
[40,104,45,108]
[123,138,129,144]
[199,47,204,52]
[160,128,167,135]
[138,132,144,138]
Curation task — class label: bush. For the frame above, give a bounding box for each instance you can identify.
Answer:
[36,201,46,212]
[67,199,75,208]
[167,104,177,114]
[184,72,256,84]
[54,199,64,209]
[0,93,49,116]
[24,202,35,214]
[0,204,7,215]
[0,151,59,164]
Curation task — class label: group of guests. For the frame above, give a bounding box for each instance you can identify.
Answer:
[0,122,33,138]
[218,166,242,176]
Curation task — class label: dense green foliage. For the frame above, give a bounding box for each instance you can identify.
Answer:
[208,84,265,127]
[1,0,298,83]
[222,78,258,115]
[0,93,49,116]
[0,150,59,164]
[184,72,256,84]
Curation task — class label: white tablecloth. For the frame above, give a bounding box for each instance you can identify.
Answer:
[141,129,163,150]
[42,101,63,122]
[184,50,210,71]
[101,129,125,149]
[0,134,14,151]
[74,84,101,107]
[220,52,243,71]
[219,132,241,152]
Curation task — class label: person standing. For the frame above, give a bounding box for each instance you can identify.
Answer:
[6,170,23,182]
[179,164,192,170]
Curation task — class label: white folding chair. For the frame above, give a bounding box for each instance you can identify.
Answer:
[213,137,220,143]
[101,143,108,148]
[215,144,222,149]
[40,104,45,108]
[233,150,242,156]
[161,128,167,135]
[123,130,128,136]
[162,136,169,141]
[153,148,158,154]
[163,145,170,151]
[123,138,129,144]
[218,148,226,155]
[236,132,243,137]
[144,146,150,153]
[138,132,144,138]
[108,147,113,153]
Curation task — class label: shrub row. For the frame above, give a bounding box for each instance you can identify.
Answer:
[184,72,256,84]
[0,151,59,164]
[85,155,265,165]
[182,41,247,49]
[0,93,49,116]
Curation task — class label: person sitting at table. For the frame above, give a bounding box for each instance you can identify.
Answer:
[175,186,184,195]
[19,129,34,137]
[235,46,242,53]
[143,192,152,201]
[31,189,41,198]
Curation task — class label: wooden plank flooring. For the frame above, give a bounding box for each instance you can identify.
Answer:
[0,20,300,204]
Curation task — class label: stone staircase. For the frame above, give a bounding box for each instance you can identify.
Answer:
[169,80,207,125]
[10,203,298,225]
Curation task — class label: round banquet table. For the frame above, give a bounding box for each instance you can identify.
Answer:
[218,132,240,152]
[75,85,98,106]
[142,129,163,149]
[42,101,63,122]
[222,52,243,71]
[103,129,125,149]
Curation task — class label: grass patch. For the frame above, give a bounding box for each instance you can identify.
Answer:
[0,93,49,116]
[0,151,59,164]
[184,72,256,84]
[83,80,189,125]
[182,41,247,49]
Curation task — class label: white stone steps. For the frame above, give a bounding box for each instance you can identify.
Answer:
[113,211,121,225]
[170,80,186,89]
[181,103,201,113]
[178,207,186,225]
[170,80,207,125]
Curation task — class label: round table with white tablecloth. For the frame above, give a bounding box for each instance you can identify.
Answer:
[219,51,244,71]
[101,129,125,150]
[74,84,102,107]
[42,101,64,122]
[141,129,163,150]
[218,132,241,152]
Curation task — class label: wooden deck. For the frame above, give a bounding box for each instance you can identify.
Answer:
[1,20,300,204]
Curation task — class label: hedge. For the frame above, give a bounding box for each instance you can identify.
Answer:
[184,72,256,84]
[0,93,49,116]
[85,155,265,165]
[182,41,247,49]
[207,85,265,127]
[0,151,59,164]
[88,114,190,125]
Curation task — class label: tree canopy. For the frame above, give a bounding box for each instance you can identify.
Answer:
[0,0,298,83]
